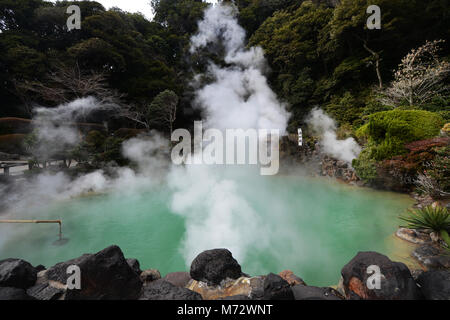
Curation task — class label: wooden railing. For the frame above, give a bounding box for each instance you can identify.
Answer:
[0,220,62,240]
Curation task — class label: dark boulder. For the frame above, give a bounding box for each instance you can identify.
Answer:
[164,272,192,288]
[263,273,294,300]
[140,279,202,300]
[341,251,422,300]
[417,270,450,300]
[0,259,37,289]
[292,285,343,300]
[26,283,64,300]
[126,258,142,275]
[46,245,142,300]
[190,249,242,286]
[0,287,34,300]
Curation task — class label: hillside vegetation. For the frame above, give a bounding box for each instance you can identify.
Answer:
[0,0,448,196]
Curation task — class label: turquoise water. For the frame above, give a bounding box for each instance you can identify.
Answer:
[0,174,413,286]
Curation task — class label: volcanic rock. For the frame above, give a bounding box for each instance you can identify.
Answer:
[0,259,37,289]
[416,270,450,300]
[190,249,242,286]
[126,258,142,275]
[341,251,422,300]
[0,287,34,300]
[45,245,142,300]
[263,273,294,300]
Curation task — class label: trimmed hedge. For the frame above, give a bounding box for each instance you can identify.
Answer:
[0,118,32,135]
[0,118,106,136]
[0,134,27,154]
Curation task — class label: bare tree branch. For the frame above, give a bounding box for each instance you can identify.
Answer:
[379,40,450,107]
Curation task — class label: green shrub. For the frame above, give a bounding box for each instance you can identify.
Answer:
[400,206,450,233]
[356,110,444,160]
[362,98,393,118]
[94,136,127,166]
[352,147,377,182]
[437,111,450,121]
[325,92,365,126]
[399,206,450,247]
[424,146,450,195]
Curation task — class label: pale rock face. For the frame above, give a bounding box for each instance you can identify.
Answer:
[187,276,265,300]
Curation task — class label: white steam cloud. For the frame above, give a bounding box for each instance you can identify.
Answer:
[307,108,361,163]
[30,96,117,160]
[168,4,290,264]
[190,4,289,132]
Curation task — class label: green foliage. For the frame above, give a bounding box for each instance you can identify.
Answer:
[0,0,44,31]
[5,45,46,80]
[71,131,127,167]
[151,0,207,35]
[236,0,298,37]
[246,0,450,129]
[399,206,450,234]
[249,1,334,126]
[67,37,126,72]
[325,92,365,126]
[352,147,377,182]
[357,110,444,160]
[96,136,128,166]
[147,90,179,134]
[1,0,184,115]
[362,97,394,118]
[336,123,354,140]
[425,146,450,195]
[1,0,449,137]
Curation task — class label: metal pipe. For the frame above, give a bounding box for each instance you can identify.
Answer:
[0,220,62,240]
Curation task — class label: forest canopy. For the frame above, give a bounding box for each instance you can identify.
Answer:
[0,0,449,130]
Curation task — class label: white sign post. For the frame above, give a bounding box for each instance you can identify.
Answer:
[298,128,303,147]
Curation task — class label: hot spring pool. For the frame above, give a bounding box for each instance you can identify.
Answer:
[0,173,413,287]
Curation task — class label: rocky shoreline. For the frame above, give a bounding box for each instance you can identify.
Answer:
[1,245,449,300]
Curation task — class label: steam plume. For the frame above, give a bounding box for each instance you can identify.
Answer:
[169,3,289,264]
[306,108,361,163]
[190,4,289,132]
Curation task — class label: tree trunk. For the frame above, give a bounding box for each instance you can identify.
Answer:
[363,42,383,89]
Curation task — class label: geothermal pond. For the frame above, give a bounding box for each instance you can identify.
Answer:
[0,172,413,287]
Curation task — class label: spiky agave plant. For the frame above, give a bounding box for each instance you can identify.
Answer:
[399,206,450,247]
